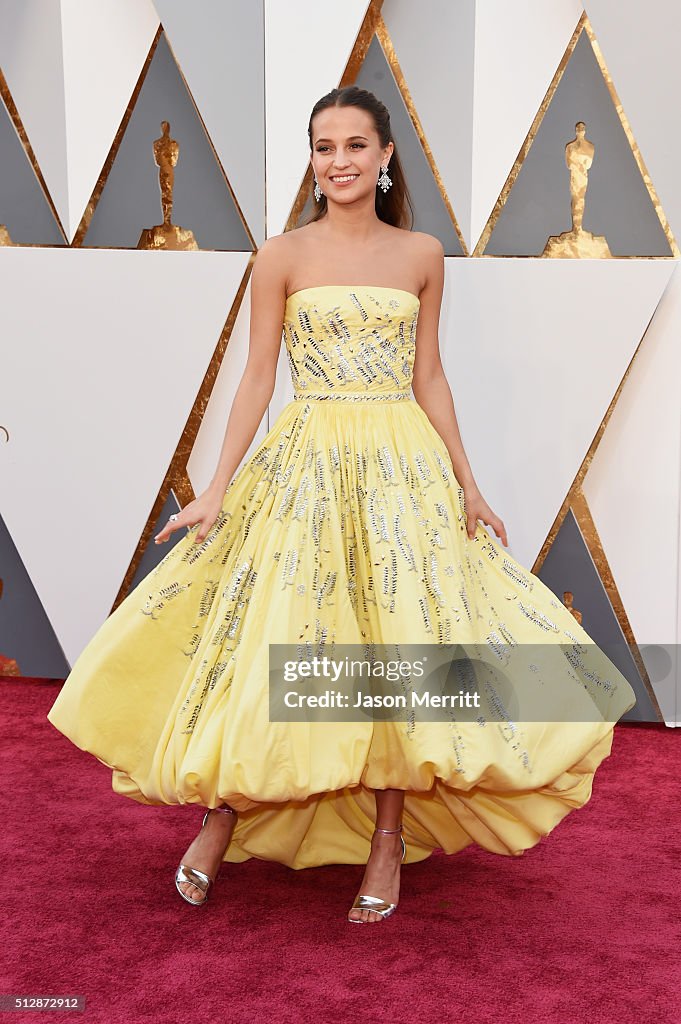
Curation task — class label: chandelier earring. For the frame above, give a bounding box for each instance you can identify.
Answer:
[377,163,392,193]
[313,175,323,202]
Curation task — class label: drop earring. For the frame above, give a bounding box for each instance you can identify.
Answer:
[377,163,392,193]
[314,176,322,202]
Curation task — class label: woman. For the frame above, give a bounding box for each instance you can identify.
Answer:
[47,85,636,925]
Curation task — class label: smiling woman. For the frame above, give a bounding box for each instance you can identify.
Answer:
[303,85,414,229]
[46,83,636,931]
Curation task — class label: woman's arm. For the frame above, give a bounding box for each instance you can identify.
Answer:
[411,235,508,546]
[154,237,289,545]
[207,237,289,495]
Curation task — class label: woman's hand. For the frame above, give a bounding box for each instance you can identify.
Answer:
[154,486,226,545]
[462,483,508,546]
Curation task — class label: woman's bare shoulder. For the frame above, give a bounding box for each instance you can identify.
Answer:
[408,229,444,257]
[402,232,444,299]
[266,223,316,246]
[252,230,299,275]
[256,225,312,265]
[384,226,443,265]
[256,230,296,255]
[385,229,443,292]
[251,228,314,298]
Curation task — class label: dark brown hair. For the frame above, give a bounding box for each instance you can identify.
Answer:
[301,85,414,230]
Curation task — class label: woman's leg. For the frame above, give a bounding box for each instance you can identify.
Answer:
[347,788,406,923]
[176,804,238,903]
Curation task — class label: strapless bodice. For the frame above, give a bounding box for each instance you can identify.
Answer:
[282,285,420,402]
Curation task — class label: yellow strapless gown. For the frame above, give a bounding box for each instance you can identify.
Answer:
[46,285,637,867]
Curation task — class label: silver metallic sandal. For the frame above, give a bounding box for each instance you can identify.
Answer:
[347,824,406,924]
[174,804,237,906]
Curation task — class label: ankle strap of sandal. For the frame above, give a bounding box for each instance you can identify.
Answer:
[374,824,403,834]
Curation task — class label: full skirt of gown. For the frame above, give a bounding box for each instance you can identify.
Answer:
[46,285,637,867]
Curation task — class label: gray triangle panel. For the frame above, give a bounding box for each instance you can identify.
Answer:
[83,33,251,251]
[537,508,657,721]
[486,31,671,256]
[0,511,70,678]
[0,94,64,245]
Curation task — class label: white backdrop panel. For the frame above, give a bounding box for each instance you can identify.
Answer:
[583,262,681,721]
[0,248,246,663]
[440,256,674,567]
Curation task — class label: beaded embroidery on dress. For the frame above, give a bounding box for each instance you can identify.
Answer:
[47,285,636,868]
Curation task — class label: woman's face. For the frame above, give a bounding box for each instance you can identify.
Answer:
[310,105,393,204]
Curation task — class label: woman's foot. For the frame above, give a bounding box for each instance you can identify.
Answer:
[176,807,237,904]
[347,827,404,923]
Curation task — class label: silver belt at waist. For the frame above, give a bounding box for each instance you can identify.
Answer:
[292,390,412,402]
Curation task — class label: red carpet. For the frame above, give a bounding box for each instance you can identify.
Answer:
[2,677,678,1024]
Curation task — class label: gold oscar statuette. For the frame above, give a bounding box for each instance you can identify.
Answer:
[543,121,611,258]
[137,120,198,250]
